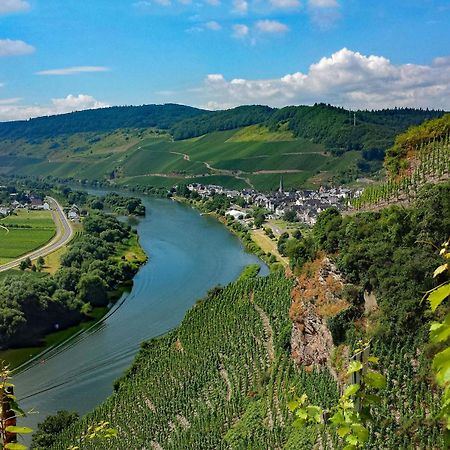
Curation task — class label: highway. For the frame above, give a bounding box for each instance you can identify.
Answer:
[0,196,74,273]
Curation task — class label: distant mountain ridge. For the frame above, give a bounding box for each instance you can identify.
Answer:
[0,104,207,140]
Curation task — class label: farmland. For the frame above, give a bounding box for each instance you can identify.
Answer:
[0,125,361,191]
[0,210,56,265]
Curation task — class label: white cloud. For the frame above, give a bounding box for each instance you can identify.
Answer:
[0,39,34,57]
[307,0,340,27]
[205,20,222,30]
[0,94,109,121]
[256,19,289,33]
[308,0,338,7]
[270,0,300,9]
[0,0,30,14]
[0,97,21,105]
[133,0,171,8]
[189,48,450,110]
[233,0,248,14]
[186,20,222,33]
[36,66,111,76]
[232,23,249,38]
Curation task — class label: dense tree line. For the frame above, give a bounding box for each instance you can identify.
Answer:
[268,104,444,155]
[94,192,145,216]
[0,104,205,140]
[0,213,140,348]
[170,105,275,140]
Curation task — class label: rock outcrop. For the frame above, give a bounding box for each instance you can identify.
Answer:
[290,256,347,372]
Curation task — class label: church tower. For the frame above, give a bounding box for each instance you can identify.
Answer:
[279,176,283,194]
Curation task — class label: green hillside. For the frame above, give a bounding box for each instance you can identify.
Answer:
[0,104,445,191]
[0,126,361,190]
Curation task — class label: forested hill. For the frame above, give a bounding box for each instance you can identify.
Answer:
[173,104,445,154]
[0,104,207,140]
[170,105,275,140]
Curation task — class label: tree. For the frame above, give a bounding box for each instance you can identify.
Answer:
[283,209,297,223]
[77,274,108,307]
[32,410,79,449]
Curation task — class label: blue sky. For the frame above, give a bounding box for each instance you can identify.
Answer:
[0,0,449,120]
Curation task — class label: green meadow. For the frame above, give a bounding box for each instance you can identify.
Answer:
[0,210,56,264]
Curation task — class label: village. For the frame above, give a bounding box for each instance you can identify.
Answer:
[185,179,360,226]
[0,187,82,223]
[0,191,51,217]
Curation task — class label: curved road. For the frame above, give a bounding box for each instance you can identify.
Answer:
[0,197,73,273]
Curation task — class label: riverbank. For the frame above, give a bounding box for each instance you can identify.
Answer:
[0,223,147,370]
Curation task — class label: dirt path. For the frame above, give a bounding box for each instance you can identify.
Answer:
[170,151,191,161]
[220,368,232,402]
[252,169,305,174]
[250,292,275,364]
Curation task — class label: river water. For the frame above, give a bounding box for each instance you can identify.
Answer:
[14,194,268,434]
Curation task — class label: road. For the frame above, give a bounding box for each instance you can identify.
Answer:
[0,196,74,273]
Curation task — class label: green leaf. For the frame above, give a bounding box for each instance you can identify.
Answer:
[5,444,28,450]
[344,384,360,397]
[337,426,351,437]
[292,417,306,428]
[432,347,450,386]
[364,370,386,390]
[5,426,33,434]
[347,360,363,375]
[428,283,450,312]
[343,445,357,450]
[307,405,322,423]
[296,408,308,420]
[352,423,369,442]
[287,400,299,412]
[367,356,379,364]
[430,316,450,343]
[330,411,345,425]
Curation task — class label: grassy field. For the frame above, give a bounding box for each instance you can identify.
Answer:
[251,229,289,267]
[0,210,56,264]
[0,125,361,191]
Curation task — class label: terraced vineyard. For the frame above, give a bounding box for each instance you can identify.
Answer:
[353,133,450,209]
[45,270,445,449]
[0,126,359,191]
[49,271,338,449]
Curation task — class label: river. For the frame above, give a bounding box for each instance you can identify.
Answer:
[14,193,268,436]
